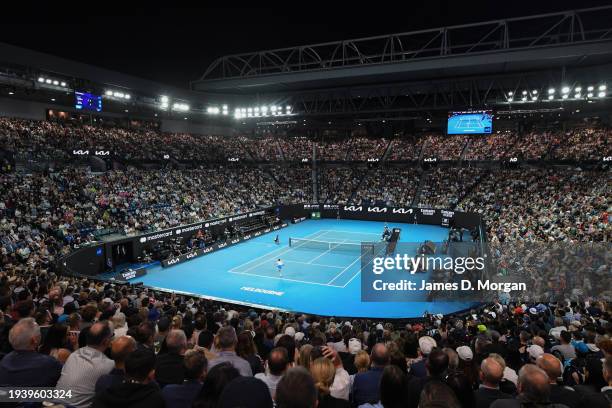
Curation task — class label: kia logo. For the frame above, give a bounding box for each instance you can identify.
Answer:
[367,207,387,213]
[167,258,180,265]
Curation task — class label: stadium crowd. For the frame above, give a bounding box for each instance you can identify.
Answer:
[0,115,610,407]
[0,267,610,408]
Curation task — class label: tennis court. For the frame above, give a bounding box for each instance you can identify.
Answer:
[135,219,475,318]
[229,229,381,287]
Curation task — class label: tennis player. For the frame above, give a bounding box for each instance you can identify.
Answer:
[276,258,284,277]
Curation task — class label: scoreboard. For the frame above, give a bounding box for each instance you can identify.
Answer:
[75,92,102,112]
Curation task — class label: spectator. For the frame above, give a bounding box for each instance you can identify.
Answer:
[237,330,264,375]
[162,349,208,408]
[92,348,163,408]
[536,353,582,408]
[310,356,350,408]
[475,357,513,408]
[0,317,62,386]
[255,347,290,398]
[38,322,72,364]
[56,321,116,408]
[360,364,408,408]
[419,381,462,408]
[490,364,568,408]
[411,336,437,378]
[352,343,389,406]
[218,376,273,408]
[551,331,576,361]
[208,326,253,376]
[95,335,137,393]
[407,348,449,408]
[192,362,240,408]
[197,329,218,361]
[155,329,188,387]
[276,367,318,408]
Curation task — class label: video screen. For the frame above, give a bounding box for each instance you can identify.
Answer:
[447,110,492,134]
[75,92,102,112]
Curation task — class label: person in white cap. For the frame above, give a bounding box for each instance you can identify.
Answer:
[411,336,437,378]
[526,344,545,362]
[456,345,473,362]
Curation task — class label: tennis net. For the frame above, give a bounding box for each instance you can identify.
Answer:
[289,237,375,254]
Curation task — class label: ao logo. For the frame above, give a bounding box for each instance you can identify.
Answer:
[509,157,518,162]
[139,237,146,243]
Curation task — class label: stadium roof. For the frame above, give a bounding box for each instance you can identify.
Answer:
[192,6,612,95]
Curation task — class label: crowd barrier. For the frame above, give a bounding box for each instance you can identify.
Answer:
[61,204,484,277]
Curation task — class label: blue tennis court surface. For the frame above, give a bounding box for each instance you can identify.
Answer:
[137,219,475,318]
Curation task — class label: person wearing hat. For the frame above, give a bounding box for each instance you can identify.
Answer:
[410,336,437,378]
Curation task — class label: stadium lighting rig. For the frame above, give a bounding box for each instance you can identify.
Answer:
[233,104,293,119]
[506,83,606,103]
[172,102,190,112]
[104,89,131,100]
[37,76,69,89]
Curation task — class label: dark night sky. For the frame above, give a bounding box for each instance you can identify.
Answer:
[0,1,609,88]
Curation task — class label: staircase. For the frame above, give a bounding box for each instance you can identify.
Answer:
[411,170,429,207]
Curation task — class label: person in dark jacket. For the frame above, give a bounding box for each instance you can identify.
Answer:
[536,354,583,408]
[352,343,389,405]
[95,335,137,393]
[0,317,62,386]
[475,357,513,408]
[92,348,164,408]
[162,350,207,408]
[490,365,569,408]
[407,348,449,408]
[155,329,187,387]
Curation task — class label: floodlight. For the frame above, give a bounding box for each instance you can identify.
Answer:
[548,88,555,94]
[587,86,594,91]
[561,86,570,93]
[38,77,44,83]
[598,91,606,97]
[599,84,607,91]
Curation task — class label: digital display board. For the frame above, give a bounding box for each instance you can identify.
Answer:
[447,110,492,134]
[75,92,102,112]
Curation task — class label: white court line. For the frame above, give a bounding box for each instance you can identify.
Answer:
[284,260,345,269]
[341,251,380,287]
[228,270,343,288]
[230,229,328,273]
[326,249,367,285]
[306,238,348,264]
[319,230,380,236]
